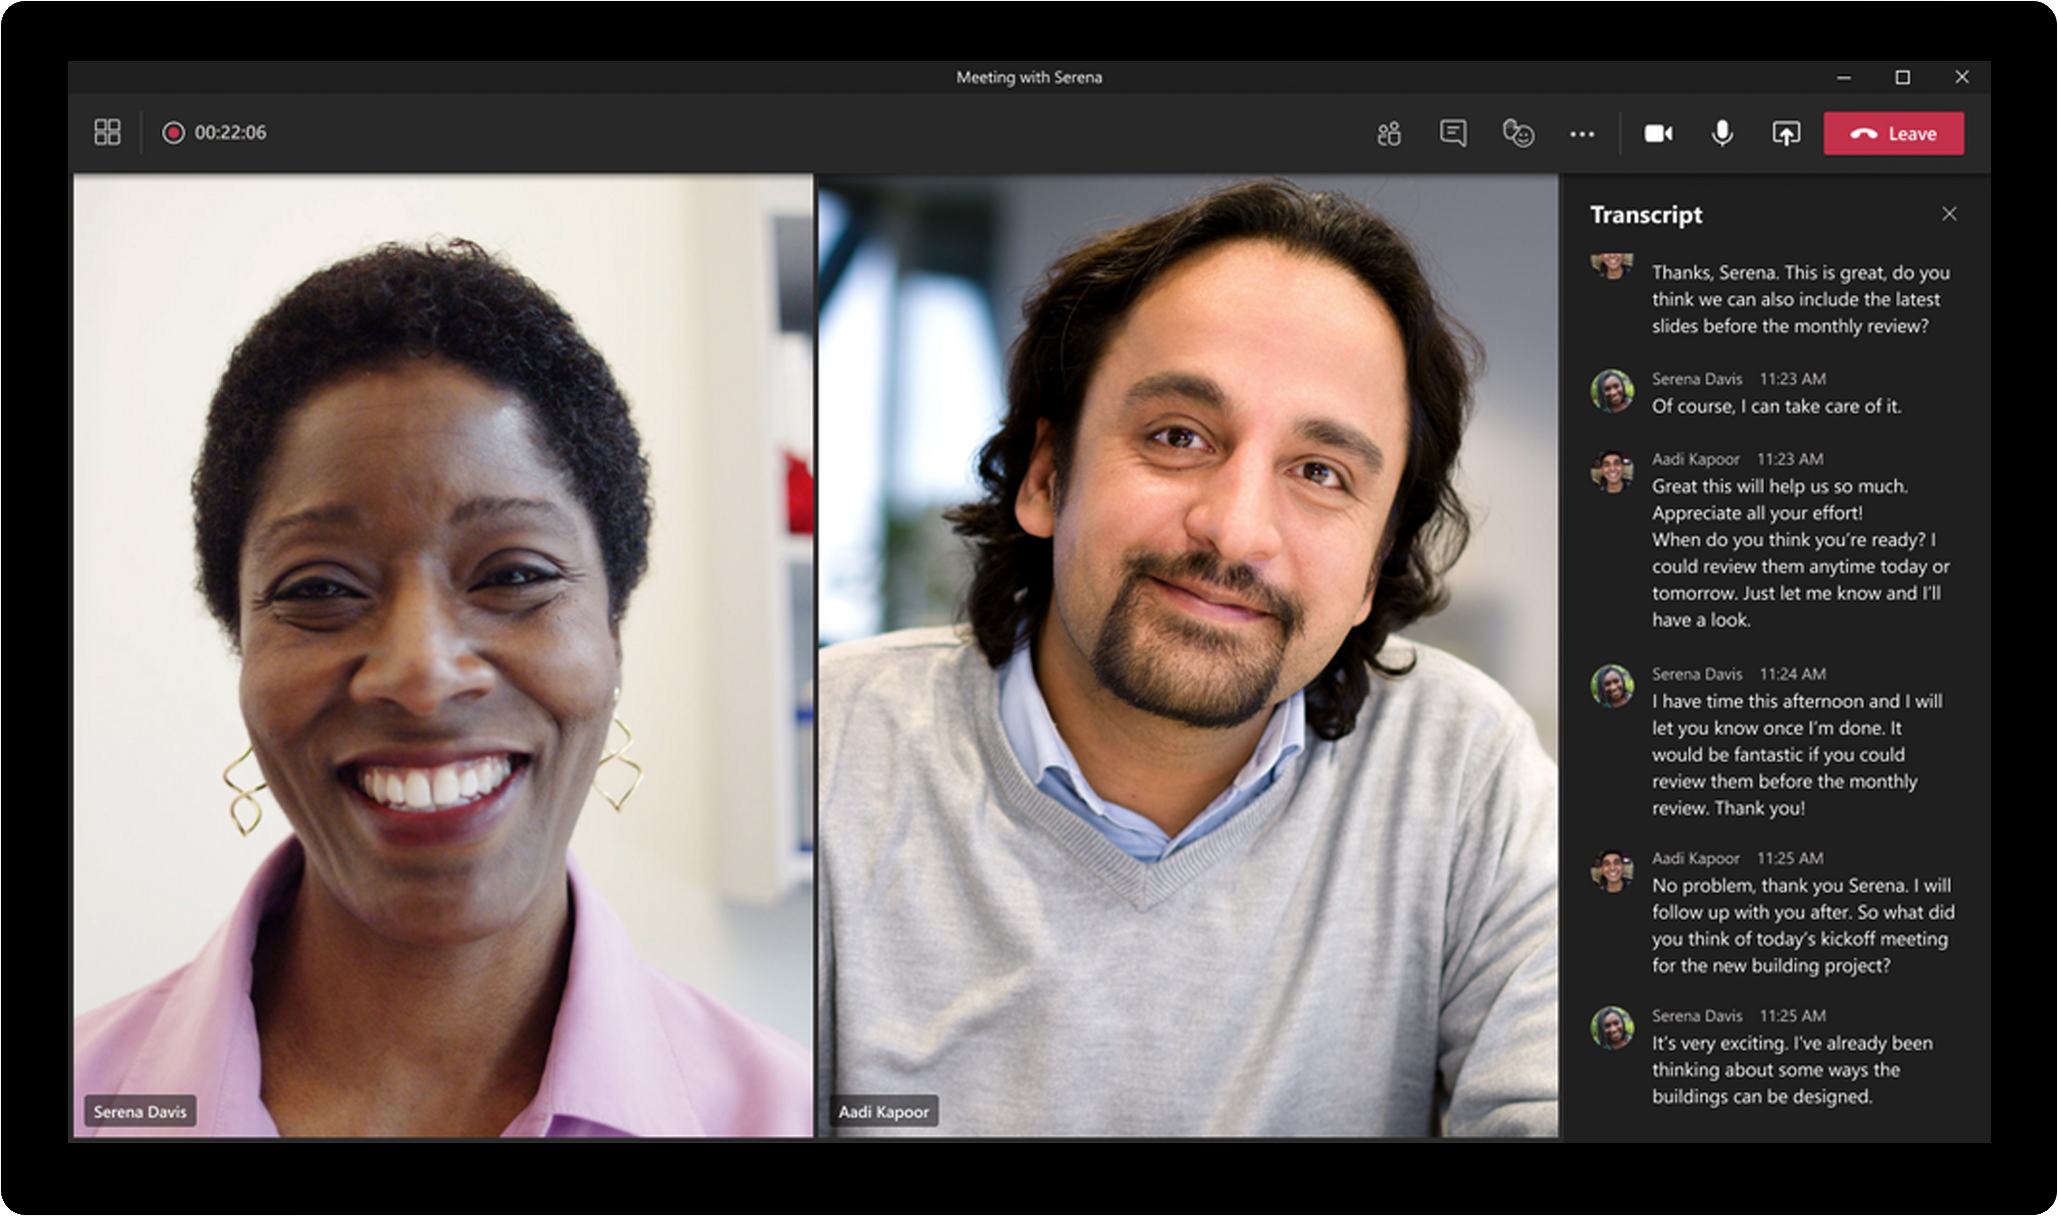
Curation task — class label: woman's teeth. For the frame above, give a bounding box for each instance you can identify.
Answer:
[357,755,514,813]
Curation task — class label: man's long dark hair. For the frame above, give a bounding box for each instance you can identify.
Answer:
[946,180,1480,741]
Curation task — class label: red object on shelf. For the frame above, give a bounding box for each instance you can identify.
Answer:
[785,451,815,534]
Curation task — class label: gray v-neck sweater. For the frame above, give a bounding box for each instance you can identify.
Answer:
[817,627,1558,1136]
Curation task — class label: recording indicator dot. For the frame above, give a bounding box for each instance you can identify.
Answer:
[162,121,185,145]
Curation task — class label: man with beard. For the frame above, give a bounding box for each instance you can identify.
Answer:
[816,182,1557,1137]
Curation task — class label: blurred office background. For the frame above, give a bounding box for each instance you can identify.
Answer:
[819,175,1560,757]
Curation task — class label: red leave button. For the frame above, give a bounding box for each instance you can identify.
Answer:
[1823,112,1964,155]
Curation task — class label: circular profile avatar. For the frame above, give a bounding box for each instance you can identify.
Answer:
[1591,252,1633,280]
[1592,369,1634,413]
[1591,450,1633,494]
[1591,850,1634,893]
[1591,665,1634,708]
[1593,1007,1635,1050]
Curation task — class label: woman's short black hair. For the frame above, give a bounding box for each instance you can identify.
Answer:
[194,239,652,640]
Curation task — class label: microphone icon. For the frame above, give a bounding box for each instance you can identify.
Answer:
[1712,118,1734,147]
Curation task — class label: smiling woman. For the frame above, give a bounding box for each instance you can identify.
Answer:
[73,241,809,1137]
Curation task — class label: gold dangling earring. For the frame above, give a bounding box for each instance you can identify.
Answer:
[593,691,643,812]
[223,744,268,837]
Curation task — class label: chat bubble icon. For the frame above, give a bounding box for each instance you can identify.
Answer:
[1439,118,1468,148]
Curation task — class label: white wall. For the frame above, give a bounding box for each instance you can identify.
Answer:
[72,175,812,1043]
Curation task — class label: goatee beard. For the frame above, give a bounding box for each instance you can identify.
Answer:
[1087,548,1302,730]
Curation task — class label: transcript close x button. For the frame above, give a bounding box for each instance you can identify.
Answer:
[1823,111,1964,155]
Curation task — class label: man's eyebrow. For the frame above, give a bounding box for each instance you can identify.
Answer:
[1124,371,1226,411]
[1295,416,1386,478]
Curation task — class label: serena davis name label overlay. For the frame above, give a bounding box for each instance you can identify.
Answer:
[83,1095,199,1127]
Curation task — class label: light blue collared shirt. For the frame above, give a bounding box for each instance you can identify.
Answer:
[996,641,1305,863]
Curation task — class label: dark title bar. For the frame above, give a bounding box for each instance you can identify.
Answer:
[69,61,1993,96]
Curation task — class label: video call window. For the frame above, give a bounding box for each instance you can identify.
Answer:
[51,51,2016,1204]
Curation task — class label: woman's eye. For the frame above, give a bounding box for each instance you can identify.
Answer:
[478,564,561,592]
[275,577,356,601]
[261,574,365,627]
